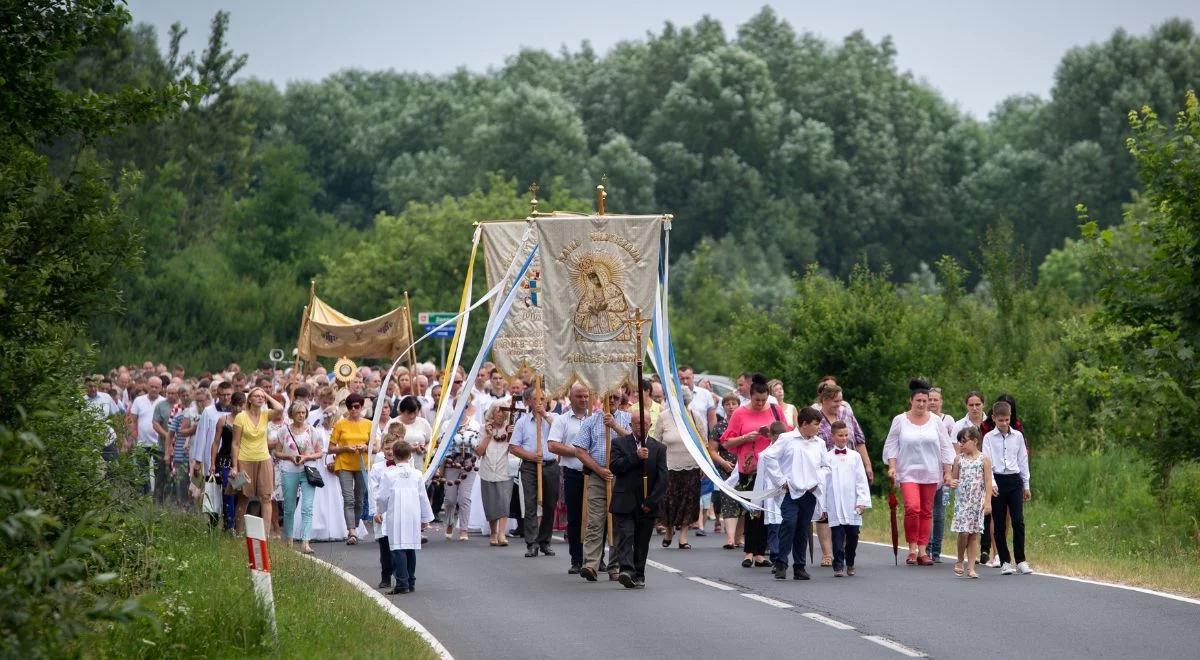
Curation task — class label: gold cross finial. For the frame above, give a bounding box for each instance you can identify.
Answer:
[529,181,540,216]
[595,174,607,215]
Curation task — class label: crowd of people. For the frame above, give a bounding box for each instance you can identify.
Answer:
[84,360,1033,592]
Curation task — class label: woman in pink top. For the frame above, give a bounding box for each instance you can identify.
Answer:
[721,375,791,568]
[883,378,955,566]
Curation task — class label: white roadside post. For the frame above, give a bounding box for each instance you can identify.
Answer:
[244,515,278,637]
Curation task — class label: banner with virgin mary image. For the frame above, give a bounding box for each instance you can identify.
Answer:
[534,215,664,394]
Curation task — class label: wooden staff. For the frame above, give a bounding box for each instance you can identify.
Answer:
[535,374,544,516]
[604,392,614,543]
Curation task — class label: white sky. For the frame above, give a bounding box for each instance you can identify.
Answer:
[126,0,1199,119]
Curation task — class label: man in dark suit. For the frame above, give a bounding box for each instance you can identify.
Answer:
[609,407,668,589]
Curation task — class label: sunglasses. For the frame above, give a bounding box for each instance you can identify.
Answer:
[348,403,362,410]
[453,380,464,385]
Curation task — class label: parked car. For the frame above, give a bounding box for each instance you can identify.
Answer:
[694,373,737,399]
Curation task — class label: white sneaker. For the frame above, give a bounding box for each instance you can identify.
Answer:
[1016,561,1034,574]
[1000,562,1015,575]
[987,555,1001,568]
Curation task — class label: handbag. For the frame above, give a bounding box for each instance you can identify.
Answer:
[304,465,325,488]
[288,426,325,487]
[202,475,222,514]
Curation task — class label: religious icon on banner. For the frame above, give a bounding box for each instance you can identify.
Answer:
[568,250,631,342]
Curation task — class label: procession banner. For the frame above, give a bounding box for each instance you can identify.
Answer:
[480,221,547,376]
[534,215,663,394]
[298,296,412,362]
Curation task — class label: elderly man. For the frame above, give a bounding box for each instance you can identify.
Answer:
[127,375,165,494]
[510,386,558,558]
[572,387,631,582]
[548,381,591,573]
[85,375,121,461]
[610,406,668,589]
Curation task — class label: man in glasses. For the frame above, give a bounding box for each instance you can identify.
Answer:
[571,387,632,582]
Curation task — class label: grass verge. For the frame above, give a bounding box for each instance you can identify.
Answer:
[859,447,1200,598]
[83,509,439,659]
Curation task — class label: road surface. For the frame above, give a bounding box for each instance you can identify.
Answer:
[310,527,1199,659]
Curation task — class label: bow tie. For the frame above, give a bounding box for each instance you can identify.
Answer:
[386,460,396,466]
[834,448,847,455]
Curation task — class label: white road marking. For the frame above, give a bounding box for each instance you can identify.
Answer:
[802,612,855,629]
[741,593,792,609]
[858,540,1200,606]
[862,635,926,657]
[688,576,736,591]
[300,553,455,660]
[646,560,681,573]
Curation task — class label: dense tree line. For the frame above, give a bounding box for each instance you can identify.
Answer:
[65,7,1200,372]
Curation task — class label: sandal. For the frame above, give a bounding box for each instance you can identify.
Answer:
[905,552,917,565]
[662,539,671,548]
[820,556,833,567]
[678,542,692,550]
[968,569,980,579]
[346,535,358,546]
[954,561,964,576]
[489,540,499,547]
[458,533,469,542]
[722,543,736,550]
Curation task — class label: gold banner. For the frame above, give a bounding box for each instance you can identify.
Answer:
[298,296,411,363]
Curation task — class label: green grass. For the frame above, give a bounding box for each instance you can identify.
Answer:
[82,510,438,659]
[860,447,1200,598]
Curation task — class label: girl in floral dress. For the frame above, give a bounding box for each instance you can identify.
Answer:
[951,426,993,578]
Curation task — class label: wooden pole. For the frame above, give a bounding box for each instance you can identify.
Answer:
[297,279,317,374]
[535,374,544,515]
[604,392,614,544]
[402,290,417,375]
[630,308,651,498]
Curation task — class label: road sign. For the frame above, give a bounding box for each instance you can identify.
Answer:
[418,312,456,325]
[423,323,456,339]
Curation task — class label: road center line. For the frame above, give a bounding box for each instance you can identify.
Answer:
[688,576,737,591]
[741,593,792,608]
[802,612,855,629]
[862,635,926,657]
[646,560,681,573]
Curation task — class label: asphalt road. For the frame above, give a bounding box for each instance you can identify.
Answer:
[311,527,1200,659]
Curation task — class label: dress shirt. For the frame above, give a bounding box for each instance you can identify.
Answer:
[548,408,587,470]
[572,409,632,468]
[512,413,556,462]
[983,427,1030,489]
[767,432,830,500]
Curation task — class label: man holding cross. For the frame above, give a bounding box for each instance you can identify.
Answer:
[509,385,559,558]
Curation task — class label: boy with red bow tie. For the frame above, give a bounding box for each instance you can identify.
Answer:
[826,420,872,576]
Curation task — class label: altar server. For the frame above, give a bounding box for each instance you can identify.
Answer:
[825,420,871,576]
[375,440,434,595]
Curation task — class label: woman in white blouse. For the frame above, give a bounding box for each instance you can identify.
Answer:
[883,379,955,566]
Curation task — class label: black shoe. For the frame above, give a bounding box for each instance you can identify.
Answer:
[753,559,772,567]
[408,585,415,593]
[377,579,391,589]
[579,566,597,581]
[524,545,539,558]
[634,576,646,588]
[980,551,989,564]
[387,587,410,595]
[741,558,753,568]
[793,567,811,580]
[540,545,556,557]
[773,564,787,580]
[568,564,582,575]
[618,572,636,589]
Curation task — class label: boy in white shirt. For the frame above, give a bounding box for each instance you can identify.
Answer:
[982,401,1032,575]
[763,407,829,581]
[825,421,872,577]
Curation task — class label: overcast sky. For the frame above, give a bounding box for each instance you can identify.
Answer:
[126,0,1198,119]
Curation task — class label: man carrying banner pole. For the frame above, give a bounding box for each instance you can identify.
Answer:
[573,387,630,582]
[510,384,557,558]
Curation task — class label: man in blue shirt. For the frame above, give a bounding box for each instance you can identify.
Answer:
[572,388,632,581]
[510,386,558,558]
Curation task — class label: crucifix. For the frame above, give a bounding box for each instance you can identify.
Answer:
[499,400,523,430]
[628,307,653,498]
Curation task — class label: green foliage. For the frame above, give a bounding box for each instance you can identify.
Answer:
[1067,91,1200,473]
[83,509,439,659]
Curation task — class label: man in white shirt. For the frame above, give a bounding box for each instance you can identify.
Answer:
[85,376,121,460]
[126,375,165,493]
[679,367,717,440]
[548,382,589,573]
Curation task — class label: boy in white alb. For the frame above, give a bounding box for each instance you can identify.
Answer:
[825,420,871,577]
[375,440,434,595]
[763,407,829,581]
